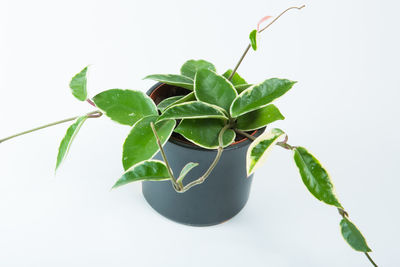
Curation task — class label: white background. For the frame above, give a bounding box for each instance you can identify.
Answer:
[0,0,399,266]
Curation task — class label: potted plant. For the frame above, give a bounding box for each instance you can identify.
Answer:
[0,5,378,266]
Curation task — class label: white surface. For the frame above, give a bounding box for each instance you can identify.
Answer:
[0,0,399,266]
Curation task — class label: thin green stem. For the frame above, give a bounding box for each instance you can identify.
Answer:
[365,252,378,267]
[227,4,305,81]
[0,110,102,144]
[180,123,231,193]
[228,44,251,81]
[150,122,179,191]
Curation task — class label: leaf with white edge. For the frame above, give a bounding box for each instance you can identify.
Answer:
[340,217,372,252]
[122,115,175,170]
[55,115,88,171]
[69,66,88,101]
[194,69,237,111]
[144,74,194,90]
[176,162,199,184]
[171,92,195,105]
[157,95,184,112]
[235,84,253,94]
[93,89,157,126]
[236,104,284,131]
[293,146,342,208]
[157,92,196,113]
[249,29,258,51]
[175,119,235,149]
[158,101,228,122]
[246,128,286,175]
[222,69,247,86]
[112,160,170,189]
[180,59,216,79]
[230,78,296,118]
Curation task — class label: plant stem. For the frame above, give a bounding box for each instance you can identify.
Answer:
[234,129,256,141]
[180,123,231,193]
[365,252,378,267]
[150,122,179,191]
[228,44,251,81]
[227,4,305,81]
[258,5,305,34]
[0,110,102,144]
[235,129,297,151]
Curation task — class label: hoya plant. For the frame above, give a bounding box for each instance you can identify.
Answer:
[0,5,378,267]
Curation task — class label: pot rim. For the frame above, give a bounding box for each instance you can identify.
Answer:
[147,82,263,152]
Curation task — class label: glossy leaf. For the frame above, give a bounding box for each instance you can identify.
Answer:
[246,128,285,175]
[293,147,342,207]
[93,89,157,126]
[55,116,88,171]
[171,92,195,105]
[112,160,170,189]
[180,59,216,79]
[194,69,237,111]
[157,95,184,112]
[340,218,372,252]
[175,119,235,149]
[69,66,88,101]
[158,92,196,113]
[222,69,247,86]
[122,116,175,170]
[230,78,296,118]
[249,29,258,50]
[235,84,253,94]
[157,101,228,122]
[144,74,194,90]
[176,162,199,184]
[236,104,284,131]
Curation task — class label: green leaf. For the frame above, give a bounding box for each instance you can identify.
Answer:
[180,59,216,79]
[176,162,199,184]
[246,128,285,175]
[144,74,194,90]
[340,217,372,252]
[93,89,158,126]
[230,78,296,118]
[175,119,235,149]
[157,101,228,122]
[194,69,237,111]
[249,29,258,51]
[157,95,184,112]
[171,91,195,105]
[55,115,88,171]
[157,92,196,113]
[293,147,342,208]
[112,160,171,189]
[235,84,253,94]
[122,115,175,170]
[69,66,88,101]
[236,104,285,131]
[222,69,247,86]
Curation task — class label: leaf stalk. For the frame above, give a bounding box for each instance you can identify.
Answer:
[180,123,231,193]
[0,110,102,144]
[150,122,180,191]
[227,5,305,81]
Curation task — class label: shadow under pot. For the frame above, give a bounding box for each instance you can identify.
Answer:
[143,82,263,226]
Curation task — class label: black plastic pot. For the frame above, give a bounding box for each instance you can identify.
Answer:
[143,83,262,226]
